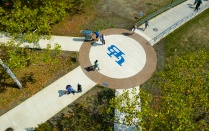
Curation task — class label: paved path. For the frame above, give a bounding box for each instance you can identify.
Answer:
[136,0,209,44]
[0,0,208,130]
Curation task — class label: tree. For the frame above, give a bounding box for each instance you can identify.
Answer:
[109,50,209,130]
[0,41,62,89]
[0,0,83,42]
[36,87,115,131]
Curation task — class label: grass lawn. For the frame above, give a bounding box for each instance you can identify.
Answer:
[142,8,209,102]
[0,51,79,116]
[52,0,179,36]
[0,0,188,127]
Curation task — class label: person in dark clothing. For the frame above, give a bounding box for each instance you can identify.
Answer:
[77,83,82,92]
[143,21,149,31]
[100,34,105,44]
[94,60,99,70]
[193,0,198,5]
[194,0,202,11]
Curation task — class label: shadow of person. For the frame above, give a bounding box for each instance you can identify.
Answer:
[187,3,195,8]
[122,32,132,36]
[58,90,66,97]
[73,38,85,41]
[136,27,144,31]
[91,41,103,46]
[84,66,95,72]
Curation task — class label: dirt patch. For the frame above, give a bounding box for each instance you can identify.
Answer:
[0,51,79,116]
[52,0,176,36]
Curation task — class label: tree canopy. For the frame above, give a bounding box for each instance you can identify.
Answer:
[111,50,209,130]
[0,0,83,42]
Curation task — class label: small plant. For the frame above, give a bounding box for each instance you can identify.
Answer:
[35,123,52,131]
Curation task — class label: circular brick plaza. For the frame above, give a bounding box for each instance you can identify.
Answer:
[79,28,157,89]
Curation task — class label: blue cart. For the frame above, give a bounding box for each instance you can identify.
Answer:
[80,30,93,41]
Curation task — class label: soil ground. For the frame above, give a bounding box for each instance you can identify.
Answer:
[0,51,79,116]
[52,0,177,36]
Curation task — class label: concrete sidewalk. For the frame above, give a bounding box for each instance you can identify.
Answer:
[0,0,208,130]
[0,35,85,52]
[0,66,96,130]
[135,0,209,44]
[0,34,98,130]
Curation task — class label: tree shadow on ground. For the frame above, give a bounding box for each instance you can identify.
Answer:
[97,87,115,104]
[0,82,18,88]
[20,72,36,88]
[47,86,115,130]
[0,70,19,92]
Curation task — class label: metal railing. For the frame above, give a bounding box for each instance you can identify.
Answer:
[149,3,209,44]
[135,0,187,27]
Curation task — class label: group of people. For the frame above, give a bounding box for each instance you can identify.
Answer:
[65,83,82,95]
[131,20,149,34]
[94,31,105,45]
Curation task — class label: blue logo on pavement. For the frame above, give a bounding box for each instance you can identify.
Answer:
[107,45,125,66]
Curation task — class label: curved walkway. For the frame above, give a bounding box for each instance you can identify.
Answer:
[79,28,156,89]
[0,0,208,130]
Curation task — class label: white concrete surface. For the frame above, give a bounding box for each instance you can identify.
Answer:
[89,35,146,78]
[0,0,208,130]
[114,87,141,131]
[0,67,96,131]
[0,35,85,52]
[115,0,209,130]
[136,0,209,45]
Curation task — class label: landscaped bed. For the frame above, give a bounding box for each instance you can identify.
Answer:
[0,0,188,129]
[52,0,179,36]
[0,51,79,116]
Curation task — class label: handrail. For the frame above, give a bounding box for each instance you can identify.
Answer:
[135,0,187,27]
[149,3,209,44]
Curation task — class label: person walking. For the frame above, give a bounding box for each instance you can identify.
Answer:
[94,60,99,70]
[65,85,75,95]
[143,21,149,31]
[77,83,82,93]
[193,0,198,5]
[194,0,202,11]
[100,34,106,45]
[94,31,100,41]
[131,26,136,34]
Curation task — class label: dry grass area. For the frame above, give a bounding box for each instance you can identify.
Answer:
[45,85,115,130]
[0,51,79,116]
[52,0,178,36]
[0,0,179,120]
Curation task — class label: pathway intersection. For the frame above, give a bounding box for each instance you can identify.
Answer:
[0,0,208,130]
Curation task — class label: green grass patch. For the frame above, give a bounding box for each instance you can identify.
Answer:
[142,8,209,100]
[164,9,209,58]
[52,0,181,36]
[37,85,115,130]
